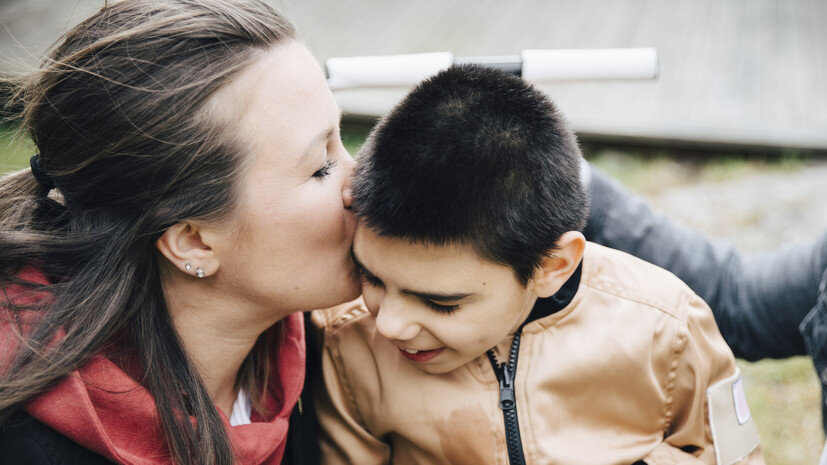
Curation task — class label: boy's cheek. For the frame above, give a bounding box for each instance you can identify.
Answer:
[361,287,382,318]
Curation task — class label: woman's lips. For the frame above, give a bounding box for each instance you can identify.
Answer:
[398,347,444,363]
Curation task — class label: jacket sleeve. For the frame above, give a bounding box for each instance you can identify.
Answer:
[583,161,824,361]
[312,315,391,465]
[640,442,763,465]
[0,412,116,465]
[640,294,764,465]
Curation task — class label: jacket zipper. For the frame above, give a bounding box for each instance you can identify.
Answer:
[486,331,527,465]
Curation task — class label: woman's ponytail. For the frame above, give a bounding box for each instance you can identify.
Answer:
[0,72,61,241]
[0,168,50,229]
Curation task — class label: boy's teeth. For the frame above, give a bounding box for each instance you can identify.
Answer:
[403,348,419,354]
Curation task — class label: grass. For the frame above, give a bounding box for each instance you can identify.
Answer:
[2,123,822,464]
[340,120,374,157]
[0,124,31,175]
[739,357,822,464]
[582,145,810,196]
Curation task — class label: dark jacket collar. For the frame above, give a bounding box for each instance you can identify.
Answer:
[525,261,582,325]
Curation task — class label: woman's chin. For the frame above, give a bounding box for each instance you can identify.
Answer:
[340,278,363,303]
[312,276,362,311]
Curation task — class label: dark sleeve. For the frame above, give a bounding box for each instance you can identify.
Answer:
[583,162,825,360]
[0,411,115,465]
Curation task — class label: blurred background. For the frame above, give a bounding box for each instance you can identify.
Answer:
[1,1,825,463]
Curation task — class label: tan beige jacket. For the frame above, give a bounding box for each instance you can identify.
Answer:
[313,243,764,465]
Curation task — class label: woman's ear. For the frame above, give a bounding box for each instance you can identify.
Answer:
[532,231,586,298]
[156,222,220,278]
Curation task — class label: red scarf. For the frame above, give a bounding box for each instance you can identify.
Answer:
[4,268,306,465]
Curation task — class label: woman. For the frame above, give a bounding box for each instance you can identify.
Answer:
[0,1,357,464]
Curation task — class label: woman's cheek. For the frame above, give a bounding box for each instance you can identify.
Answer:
[312,188,349,242]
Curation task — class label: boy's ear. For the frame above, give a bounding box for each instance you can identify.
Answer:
[156,222,220,278]
[532,231,586,298]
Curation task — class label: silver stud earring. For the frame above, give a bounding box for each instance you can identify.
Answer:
[196,267,205,279]
[184,263,192,271]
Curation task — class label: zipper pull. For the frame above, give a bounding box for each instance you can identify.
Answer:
[498,364,516,410]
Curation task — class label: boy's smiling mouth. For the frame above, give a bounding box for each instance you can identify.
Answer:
[398,347,444,363]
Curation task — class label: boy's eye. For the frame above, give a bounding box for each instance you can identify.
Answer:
[312,159,337,179]
[422,300,459,314]
[359,270,383,288]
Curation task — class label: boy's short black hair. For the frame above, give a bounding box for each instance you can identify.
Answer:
[352,64,588,286]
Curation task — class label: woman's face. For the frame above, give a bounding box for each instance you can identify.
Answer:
[208,42,360,316]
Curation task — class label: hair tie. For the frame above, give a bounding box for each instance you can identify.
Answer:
[29,154,55,191]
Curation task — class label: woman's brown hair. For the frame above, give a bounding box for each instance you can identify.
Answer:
[0,1,295,464]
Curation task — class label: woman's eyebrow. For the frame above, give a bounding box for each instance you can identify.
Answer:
[297,127,334,167]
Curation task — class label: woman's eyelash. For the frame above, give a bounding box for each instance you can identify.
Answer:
[312,159,337,179]
[422,300,459,314]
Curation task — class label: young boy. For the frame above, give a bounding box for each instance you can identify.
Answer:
[313,65,764,465]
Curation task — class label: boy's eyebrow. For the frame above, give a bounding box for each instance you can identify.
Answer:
[399,289,472,302]
[351,248,473,302]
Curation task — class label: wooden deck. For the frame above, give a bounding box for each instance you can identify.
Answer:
[2,0,826,150]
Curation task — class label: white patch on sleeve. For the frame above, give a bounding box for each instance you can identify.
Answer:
[732,377,751,425]
[706,369,760,465]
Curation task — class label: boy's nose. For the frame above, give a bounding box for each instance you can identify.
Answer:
[373,300,421,343]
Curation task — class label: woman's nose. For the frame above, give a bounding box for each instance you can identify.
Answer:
[342,183,353,208]
[341,153,355,208]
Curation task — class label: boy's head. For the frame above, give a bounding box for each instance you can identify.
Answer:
[351,64,588,373]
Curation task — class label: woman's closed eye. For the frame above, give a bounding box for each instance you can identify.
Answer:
[313,159,337,179]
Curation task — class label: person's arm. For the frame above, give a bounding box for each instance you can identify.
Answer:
[311,310,391,465]
[639,295,764,464]
[0,411,116,465]
[583,162,825,360]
